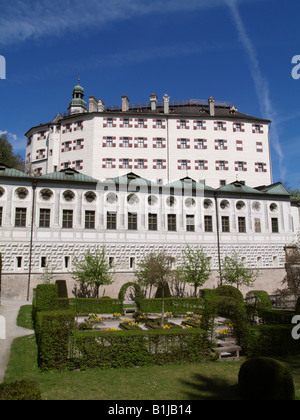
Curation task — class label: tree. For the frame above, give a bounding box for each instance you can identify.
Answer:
[71,247,113,298]
[178,246,211,297]
[0,134,24,171]
[135,252,173,327]
[221,252,259,289]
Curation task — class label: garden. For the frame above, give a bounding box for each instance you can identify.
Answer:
[2,247,300,400]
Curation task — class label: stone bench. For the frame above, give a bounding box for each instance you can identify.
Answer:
[213,345,242,360]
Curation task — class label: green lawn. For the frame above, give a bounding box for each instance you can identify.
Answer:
[4,305,300,400]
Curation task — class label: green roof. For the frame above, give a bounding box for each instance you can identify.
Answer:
[164,177,214,192]
[0,163,32,179]
[39,169,98,183]
[217,181,264,195]
[255,182,291,196]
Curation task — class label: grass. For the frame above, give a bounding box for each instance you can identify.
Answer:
[4,305,300,400]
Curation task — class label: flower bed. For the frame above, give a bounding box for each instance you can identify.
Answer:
[119,319,143,330]
[145,318,182,330]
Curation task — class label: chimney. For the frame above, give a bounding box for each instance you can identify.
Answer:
[208,97,215,116]
[163,94,170,114]
[98,99,105,112]
[122,95,130,112]
[89,96,98,113]
[150,94,157,111]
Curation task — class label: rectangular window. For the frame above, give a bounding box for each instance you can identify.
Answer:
[218,140,224,149]
[236,123,241,132]
[128,212,138,230]
[107,212,117,230]
[180,120,186,129]
[41,257,47,268]
[39,209,50,228]
[138,138,144,148]
[123,137,129,147]
[168,214,177,231]
[238,161,244,171]
[219,161,225,170]
[156,138,162,148]
[217,122,223,131]
[272,218,279,233]
[138,159,144,169]
[62,210,73,229]
[148,213,158,231]
[204,215,213,232]
[123,119,129,128]
[222,216,230,233]
[181,138,187,149]
[122,159,129,169]
[186,215,195,232]
[106,137,113,147]
[238,217,246,233]
[107,118,113,127]
[197,139,204,149]
[15,208,27,227]
[85,211,95,229]
[254,218,261,233]
[138,119,144,128]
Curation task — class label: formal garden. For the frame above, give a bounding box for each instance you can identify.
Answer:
[1,247,300,400]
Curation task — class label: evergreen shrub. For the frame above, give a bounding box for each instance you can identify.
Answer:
[0,380,42,400]
[238,357,295,400]
[215,285,244,302]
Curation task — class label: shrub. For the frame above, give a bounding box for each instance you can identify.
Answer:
[238,357,295,400]
[0,380,42,400]
[55,280,68,298]
[35,284,59,312]
[57,298,123,314]
[245,290,272,311]
[215,285,244,303]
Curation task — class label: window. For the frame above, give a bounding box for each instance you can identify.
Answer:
[65,141,71,152]
[107,118,113,127]
[128,213,137,230]
[197,121,203,129]
[220,180,226,186]
[138,138,145,148]
[41,257,47,268]
[122,159,129,169]
[15,208,26,227]
[62,210,73,229]
[16,257,22,269]
[64,256,70,269]
[148,213,158,231]
[130,257,136,269]
[138,119,144,128]
[238,217,246,233]
[156,159,163,169]
[123,119,129,128]
[236,123,241,132]
[181,139,187,149]
[138,159,144,169]
[254,124,260,133]
[181,160,187,170]
[272,218,279,233]
[39,209,50,228]
[168,214,177,231]
[156,138,162,148]
[180,120,186,129]
[204,215,213,232]
[107,212,117,230]
[254,218,261,233]
[217,122,223,130]
[85,211,95,229]
[106,137,113,147]
[197,139,204,149]
[123,137,129,147]
[186,215,195,232]
[198,160,205,170]
[222,216,230,233]
[218,140,224,149]
[257,163,264,172]
[219,161,225,170]
[237,161,244,171]
[156,120,162,128]
[106,159,113,168]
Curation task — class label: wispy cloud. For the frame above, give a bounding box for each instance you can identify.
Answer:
[0,0,260,48]
[227,0,286,182]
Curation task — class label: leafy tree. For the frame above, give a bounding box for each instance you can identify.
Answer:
[221,252,259,289]
[178,246,211,297]
[71,246,113,298]
[135,252,173,327]
[0,134,24,170]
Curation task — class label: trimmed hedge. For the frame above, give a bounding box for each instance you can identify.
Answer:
[0,380,42,400]
[70,328,213,370]
[57,298,123,314]
[238,357,295,400]
[35,310,75,371]
[215,285,244,303]
[34,284,59,312]
[136,298,204,314]
[244,325,300,357]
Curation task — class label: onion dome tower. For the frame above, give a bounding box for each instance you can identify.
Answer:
[68,77,87,114]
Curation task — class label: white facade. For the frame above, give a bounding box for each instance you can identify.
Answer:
[25,86,272,189]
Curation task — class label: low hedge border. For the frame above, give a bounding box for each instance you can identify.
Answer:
[136,298,204,314]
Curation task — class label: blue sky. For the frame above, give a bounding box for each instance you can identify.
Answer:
[0,0,300,189]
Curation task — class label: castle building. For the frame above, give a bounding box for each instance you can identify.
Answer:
[0,83,297,300]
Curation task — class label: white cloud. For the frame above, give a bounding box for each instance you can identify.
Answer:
[227,0,286,182]
[0,0,261,47]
